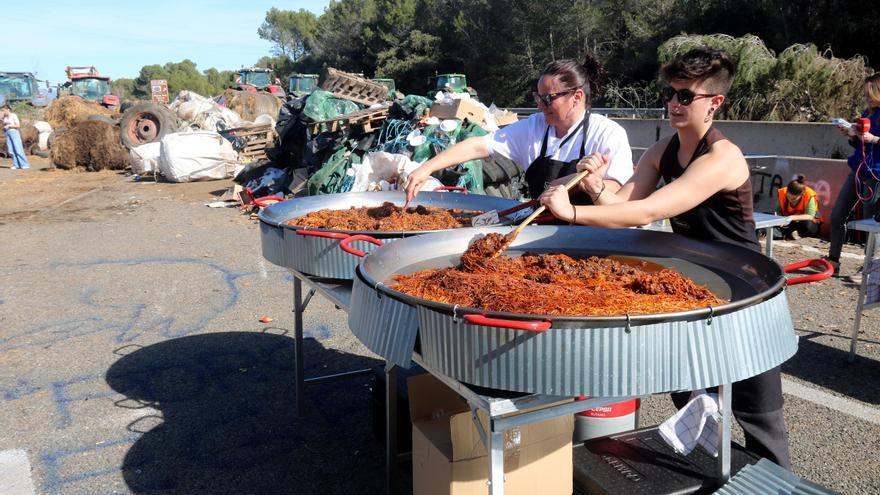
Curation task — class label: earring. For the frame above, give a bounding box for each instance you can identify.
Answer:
[704,107,716,123]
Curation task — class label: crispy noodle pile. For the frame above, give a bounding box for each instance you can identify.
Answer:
[287,202,480,231]
[392,251,726,316]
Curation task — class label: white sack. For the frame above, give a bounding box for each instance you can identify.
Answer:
[350,151,442,192]
[129,141,162,175]
[158,131,238,182]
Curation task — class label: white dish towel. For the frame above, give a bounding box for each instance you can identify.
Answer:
[658,392,721,456]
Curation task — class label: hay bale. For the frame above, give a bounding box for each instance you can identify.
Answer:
[221,89,281,122]
[50,120,131,171]
[44,96,115,129]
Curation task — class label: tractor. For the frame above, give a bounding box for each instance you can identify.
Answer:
[288,73,319,98]
[371,78,401,99]
[58,66,119,108]
[0,72,49,107]
[428,73,478,100]
[235,67,286,99]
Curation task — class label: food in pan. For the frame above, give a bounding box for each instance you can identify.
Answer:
[286,202,481,231]
[392,250,726,316]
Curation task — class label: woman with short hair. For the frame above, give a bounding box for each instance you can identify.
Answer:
[539,46,792,468]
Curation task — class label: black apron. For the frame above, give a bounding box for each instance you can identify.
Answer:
[524,114,592,202]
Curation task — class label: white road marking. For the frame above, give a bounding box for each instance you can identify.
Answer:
[0,449,36,495]
[782,378,880,426]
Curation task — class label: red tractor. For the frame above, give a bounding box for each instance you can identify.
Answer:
[234,67,286,98]
[58,66,120,108]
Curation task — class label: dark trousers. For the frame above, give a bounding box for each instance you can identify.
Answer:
[671,366,791,469]
[828,169,880,260]
[780,220,819,238]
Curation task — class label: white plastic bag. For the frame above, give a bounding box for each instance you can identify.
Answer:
[158,131,238,182]
[129,142,162,175]
[350,151,442,192]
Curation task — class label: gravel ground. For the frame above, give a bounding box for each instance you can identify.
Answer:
[0,158,878,494]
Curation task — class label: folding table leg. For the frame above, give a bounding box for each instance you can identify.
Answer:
[716,383,732,485]
[294,277,305,419]
[385,363,398,495]
[487,425,505,495]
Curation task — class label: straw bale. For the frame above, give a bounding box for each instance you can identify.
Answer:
[0,123,40,156]
[221,89,281,122]
[50,120,131,171]
[44,97,115,129]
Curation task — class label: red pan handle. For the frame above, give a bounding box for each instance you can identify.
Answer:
[462,314,551,332]
[253,195,285,207]
[784,258,834,286]
[339,234,384,258]
[433,186,468,193]
[296,230,349,239]
[495,199,540,218]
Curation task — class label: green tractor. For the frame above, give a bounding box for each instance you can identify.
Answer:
[371,78,402,100]
[428,73,478,100]
[288,73,319,98]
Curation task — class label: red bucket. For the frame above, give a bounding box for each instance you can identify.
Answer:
[574,396,640,442]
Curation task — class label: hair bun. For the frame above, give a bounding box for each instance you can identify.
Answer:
[582,54,606,100]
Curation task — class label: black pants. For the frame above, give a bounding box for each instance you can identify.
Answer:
[779,220,819,238]
[671,366,791,469]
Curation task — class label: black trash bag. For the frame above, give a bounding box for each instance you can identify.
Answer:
[268,96,310,168]
[236,165,293,198]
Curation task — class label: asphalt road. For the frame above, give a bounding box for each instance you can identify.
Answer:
[0,160,878,494]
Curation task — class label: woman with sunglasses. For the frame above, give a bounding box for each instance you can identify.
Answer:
[538,47,792,468]
[404,56,633,203]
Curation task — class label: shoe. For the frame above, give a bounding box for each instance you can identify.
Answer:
[821,256,840,276]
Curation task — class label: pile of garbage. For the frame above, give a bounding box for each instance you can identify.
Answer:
[247,68,523,200]
[37,89,277,179]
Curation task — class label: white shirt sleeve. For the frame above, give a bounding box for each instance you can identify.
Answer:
[9,114,21,128]
[598,124,633,185]
[484,115,540,170]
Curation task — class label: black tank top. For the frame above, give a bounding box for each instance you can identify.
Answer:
[659,128,760,252]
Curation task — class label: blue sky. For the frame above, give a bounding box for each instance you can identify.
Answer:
[5,1,329,84]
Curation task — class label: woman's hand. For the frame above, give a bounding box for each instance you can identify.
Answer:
[403,167,432,203]
[575,153,610,197]
[861,131,879,144]
[538,184,575,223]
[838,126,854,138]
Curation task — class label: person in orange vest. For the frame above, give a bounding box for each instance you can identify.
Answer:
[775,175,821,240]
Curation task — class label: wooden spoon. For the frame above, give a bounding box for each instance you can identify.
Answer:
[460,169,592,270]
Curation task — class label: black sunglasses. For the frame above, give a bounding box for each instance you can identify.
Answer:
[533,88,578,106]
[660,86,716,106]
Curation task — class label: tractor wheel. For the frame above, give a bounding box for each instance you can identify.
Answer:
[120,102,176,149]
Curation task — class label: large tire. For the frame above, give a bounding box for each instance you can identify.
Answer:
[119,102,177,149]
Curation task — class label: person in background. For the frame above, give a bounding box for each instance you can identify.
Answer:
[2,104,30,170]
[775,175,821,240]
[824,73,880,275]
[405,56,633,203]
[538,46,792,468]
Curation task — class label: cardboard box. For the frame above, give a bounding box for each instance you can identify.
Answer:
[408,373,573,495]
[494,110,519,127]
[429,98,487,126]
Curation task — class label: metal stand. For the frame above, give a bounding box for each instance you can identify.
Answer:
[287,269,400,494]
[287,270,740,495]
[846,219,880,362]
[716,383,733,485]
